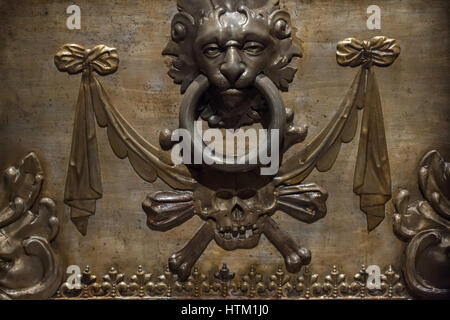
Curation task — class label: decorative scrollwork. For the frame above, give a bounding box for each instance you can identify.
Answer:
[156,267,183,297]
[322,265,349,298]
[100,267,129,298]
[350,265,369,298]
[393,150,450,299]
[379,265,405,299]
[236,265,266,298]
[129,265,155,298]
[58,265,97,299]
[0,153,61,300]
[295,266,321,299]
[183,267,210,298]
[268,265,293,298]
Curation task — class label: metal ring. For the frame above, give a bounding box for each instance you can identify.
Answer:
[179,74,286,173]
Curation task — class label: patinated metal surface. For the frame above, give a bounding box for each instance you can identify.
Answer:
[0,0,449,299]
[0,153,62,300]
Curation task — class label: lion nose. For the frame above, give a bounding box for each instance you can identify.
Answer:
[220,47,245,85]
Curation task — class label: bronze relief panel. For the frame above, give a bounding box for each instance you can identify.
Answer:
[0,0,449,300]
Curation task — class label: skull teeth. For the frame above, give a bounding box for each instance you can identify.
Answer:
[217,224,258,240]
[217,224,254,232]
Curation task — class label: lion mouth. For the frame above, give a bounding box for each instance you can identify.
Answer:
[221,88,245,96]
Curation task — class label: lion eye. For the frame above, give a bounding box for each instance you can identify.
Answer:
[203,44,221,58]
[243,42,265,56]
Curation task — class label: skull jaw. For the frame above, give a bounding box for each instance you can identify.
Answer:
[213,218,265,251]
[214,230,262,251]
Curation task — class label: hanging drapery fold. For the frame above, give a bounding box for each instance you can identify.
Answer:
[55,44,120,235]
[63,71,103,235]
[276,36,399,231]
[353,67,392,231]
[337,36,400,231]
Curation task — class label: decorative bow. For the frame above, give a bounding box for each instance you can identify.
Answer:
[337,36,400,231]
[337,36,400,68]
[55,44,119,75]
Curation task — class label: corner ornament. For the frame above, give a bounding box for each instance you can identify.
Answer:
[393,150,450,299]
[0,153,62,300]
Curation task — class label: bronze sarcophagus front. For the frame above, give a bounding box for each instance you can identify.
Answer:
[0,0,448,301]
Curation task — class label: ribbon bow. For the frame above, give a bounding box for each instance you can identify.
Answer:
[337,36,400,68]
[54,44,119,235]
[337,36,400,231]
[55,44,119,75]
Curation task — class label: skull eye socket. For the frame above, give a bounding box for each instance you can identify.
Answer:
[216,190,233,199]
[203,43,221,58]
[237,189,256,200]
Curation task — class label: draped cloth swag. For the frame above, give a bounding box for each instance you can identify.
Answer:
[54,44,195,235]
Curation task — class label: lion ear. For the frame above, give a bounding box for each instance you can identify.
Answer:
[162,12,199,93]
[269,9,293,39]
[264,10,302,92]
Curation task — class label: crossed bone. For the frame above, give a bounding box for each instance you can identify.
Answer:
[144,183,327,281]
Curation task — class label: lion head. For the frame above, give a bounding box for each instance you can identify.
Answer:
[163,0,302,128]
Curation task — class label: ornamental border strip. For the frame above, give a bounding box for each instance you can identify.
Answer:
[54,264,409,300]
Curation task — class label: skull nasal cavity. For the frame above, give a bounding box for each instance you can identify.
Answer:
[231,204,244,221]
[220,47,245,84]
